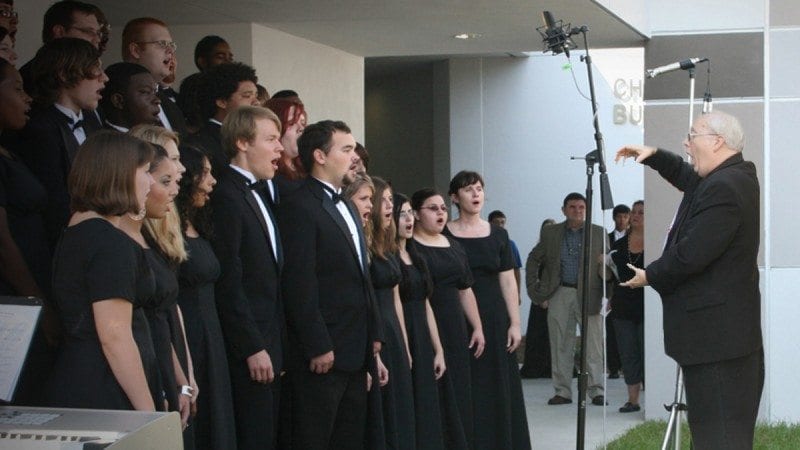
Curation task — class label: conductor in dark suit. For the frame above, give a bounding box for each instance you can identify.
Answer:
[210,106,285,449]
[617,110,763,450]
[278,120,381,449]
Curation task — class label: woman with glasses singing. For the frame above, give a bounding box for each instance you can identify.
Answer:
[443,171,531,450]
[395,192,465,450]
[411,187,484,447]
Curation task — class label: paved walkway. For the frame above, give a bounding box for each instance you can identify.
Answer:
[522,376,646,449]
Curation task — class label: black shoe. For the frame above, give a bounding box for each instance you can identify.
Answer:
[591,395,608,406]
[619,402,641,413]
[548,395,572,405]
[608,371,620,379]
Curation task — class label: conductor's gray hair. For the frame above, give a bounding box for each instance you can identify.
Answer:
[704,110,745,152]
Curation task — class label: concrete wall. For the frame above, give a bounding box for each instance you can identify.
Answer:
[250,24,365,140]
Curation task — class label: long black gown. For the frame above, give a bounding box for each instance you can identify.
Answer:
[142,249,181,410]
[370,253,415,450]
[1,149,55,406]
[399,253,468,450]
[444,225,532,450]
[142,246,196,449]
[46,218,160,409]
[177,236,236,450]
[413,237,474,448]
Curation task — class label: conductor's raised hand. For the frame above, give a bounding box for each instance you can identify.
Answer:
[616,145,657,164]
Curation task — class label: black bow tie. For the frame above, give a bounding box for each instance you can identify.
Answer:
[249,179,269,192]
[322,185,342,203]
[70,119,84,131]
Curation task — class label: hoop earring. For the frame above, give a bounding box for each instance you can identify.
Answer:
[128,205,146,221]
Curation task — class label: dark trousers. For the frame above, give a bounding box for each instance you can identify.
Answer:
[290,368,368,450]
[613,318,643,386]
[520,303,551,377]
[606,315,622,374]
[682,348,764,450]
[229,360,280,450]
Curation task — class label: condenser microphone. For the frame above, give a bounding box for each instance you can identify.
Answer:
[645,58,708,79]
[540,11,571,57]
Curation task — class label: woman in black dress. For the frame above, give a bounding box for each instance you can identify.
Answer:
[342,174,389,449]
[443,171,531,450]
[411,187,484,447]
[0,59,56,405]
[367,177,415,450]
[46,131,158,411]
[174,144,237,448]
[0,58,44,300]
[395,193,465,450]
[118,144,193,432]
[608,200,645,413]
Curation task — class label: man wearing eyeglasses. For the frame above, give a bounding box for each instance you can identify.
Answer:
[18,2,106,91]
[122,17,188,136]
[0,1,17,43]
[525,192,608,407]
[616,110,762,450]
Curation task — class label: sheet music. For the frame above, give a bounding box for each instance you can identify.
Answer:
[0,303,42,402]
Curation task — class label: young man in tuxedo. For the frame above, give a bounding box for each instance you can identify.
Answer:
[188,62,260,174]
[210,105,285,449]
[99,62,160,133]
[11,38,107,250]
[19,1,108,94]
[278,120,381,449]
[177,35,234,129]
[121,17,187,136]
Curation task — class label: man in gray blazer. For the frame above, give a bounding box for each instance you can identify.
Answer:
[526,192,608,405]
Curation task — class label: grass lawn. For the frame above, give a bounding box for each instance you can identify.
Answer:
[601,420,800,450]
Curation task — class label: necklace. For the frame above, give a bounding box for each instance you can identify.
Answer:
[627,247,642,266]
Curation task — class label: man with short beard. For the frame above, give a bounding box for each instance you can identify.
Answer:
[278,120,382,450]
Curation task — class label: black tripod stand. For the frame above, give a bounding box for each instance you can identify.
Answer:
[538,13,614,450]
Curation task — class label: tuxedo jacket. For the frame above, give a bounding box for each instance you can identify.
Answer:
[211,167,284,372]
[157,90,189,138]
[278,178,382,372]
[14,105,101,250]
[525,220,607,315]
[644,150,761,366]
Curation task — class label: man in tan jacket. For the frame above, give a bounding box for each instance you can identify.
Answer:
[526,192,608,406]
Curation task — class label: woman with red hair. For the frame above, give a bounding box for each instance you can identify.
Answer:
[265,97,307,181]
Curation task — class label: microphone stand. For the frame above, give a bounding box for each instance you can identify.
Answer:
[573,28,614,450]
[542,21,615,449]
[660,64,703,450]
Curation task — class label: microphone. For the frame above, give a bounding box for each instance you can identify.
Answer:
[539,11,574,57]
[645,58,708,79]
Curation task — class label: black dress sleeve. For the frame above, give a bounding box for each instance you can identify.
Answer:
[449,238,474,290]
[495,226,515,272]
[85,231,138,304]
